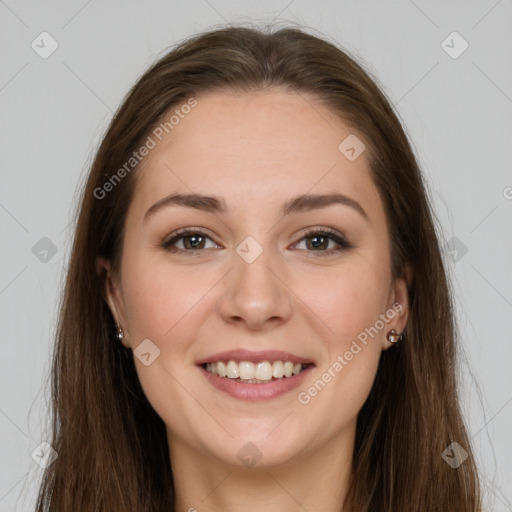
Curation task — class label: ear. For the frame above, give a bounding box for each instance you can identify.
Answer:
[382,264,412,350]
[96,256,130,348]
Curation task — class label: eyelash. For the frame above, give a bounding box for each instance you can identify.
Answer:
[161,227,352,257]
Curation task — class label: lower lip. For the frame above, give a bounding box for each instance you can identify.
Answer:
[199,365,313,401]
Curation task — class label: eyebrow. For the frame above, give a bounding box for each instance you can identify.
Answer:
[143,192,369,221]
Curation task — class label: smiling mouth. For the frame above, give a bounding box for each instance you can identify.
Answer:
[202,360,311,383]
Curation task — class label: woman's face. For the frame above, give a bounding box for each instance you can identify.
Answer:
[101,89,408,468]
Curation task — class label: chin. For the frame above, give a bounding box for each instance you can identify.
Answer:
[202,430,309,469]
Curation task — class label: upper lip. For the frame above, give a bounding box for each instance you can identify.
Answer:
[196,349,314,366]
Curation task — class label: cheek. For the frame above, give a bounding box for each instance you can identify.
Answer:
[121,251,202,337]
[123,277,175,338]
[293,260,390,427]
[119,254,219,384]
[119,258,211,429]
[118,265,187,390]
[309,261,390,348]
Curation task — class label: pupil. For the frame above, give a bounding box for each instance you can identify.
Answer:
[186,235,203,249]
[309,236,326,249]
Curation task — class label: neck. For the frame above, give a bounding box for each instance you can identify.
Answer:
[168,426,355,512]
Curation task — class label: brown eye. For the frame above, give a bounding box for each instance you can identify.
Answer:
[162,229,219,252]
[294,229,351,256]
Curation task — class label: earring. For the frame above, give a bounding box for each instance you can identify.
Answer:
[115,324,124,342]
[387,329,402,344]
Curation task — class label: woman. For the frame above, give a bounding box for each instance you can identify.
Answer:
[35,25,482,511]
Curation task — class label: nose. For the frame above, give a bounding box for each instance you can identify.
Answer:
[217,246,293,331]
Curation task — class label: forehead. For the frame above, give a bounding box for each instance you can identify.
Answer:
[128,89,382,221]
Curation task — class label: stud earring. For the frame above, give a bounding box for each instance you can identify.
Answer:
[386,329,402,344]
[115,324,124,342]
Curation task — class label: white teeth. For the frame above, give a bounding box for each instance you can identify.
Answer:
[239,361,255,380]
[204,360,307,381]
[255,361,273,381]
[226,360,239,379]
[217,361,227,377]
[272,361,284,378]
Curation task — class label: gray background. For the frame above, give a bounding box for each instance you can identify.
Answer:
[1,1,511,510]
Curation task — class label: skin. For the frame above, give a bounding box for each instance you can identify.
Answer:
[98,89,409,512]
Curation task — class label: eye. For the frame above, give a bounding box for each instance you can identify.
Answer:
[293,228,351,256]
[161,227,351,256]
[162,228,219,252]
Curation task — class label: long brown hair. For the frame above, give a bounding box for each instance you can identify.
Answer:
[35,24,481,511]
